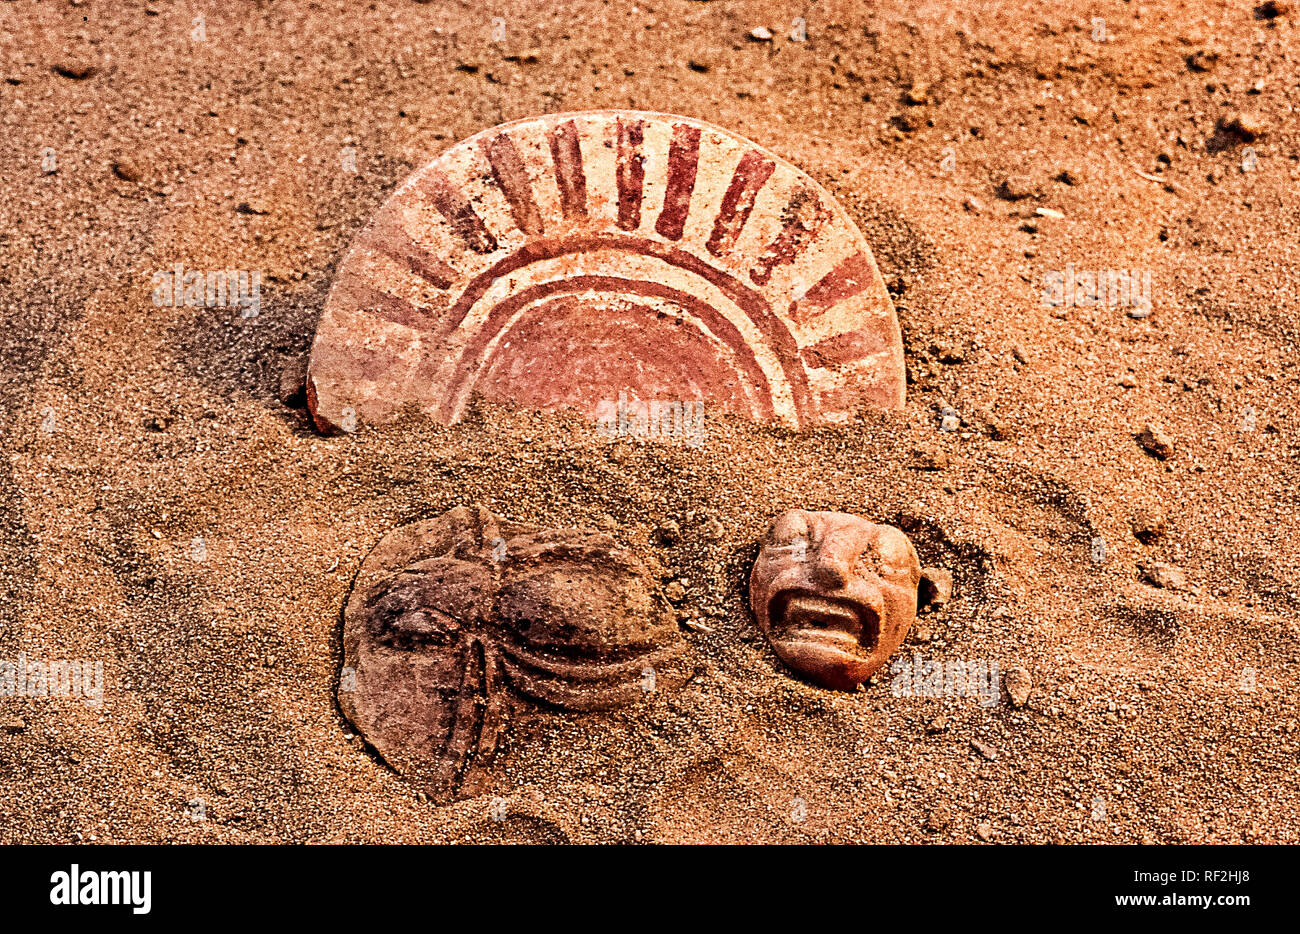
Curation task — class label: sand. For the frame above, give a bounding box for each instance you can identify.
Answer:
[0,0,1297,843]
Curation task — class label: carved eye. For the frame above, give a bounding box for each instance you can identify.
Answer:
[366,572,470,648]
[371,601,463,648]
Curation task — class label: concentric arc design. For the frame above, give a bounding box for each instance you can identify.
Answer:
[306,110,905,433]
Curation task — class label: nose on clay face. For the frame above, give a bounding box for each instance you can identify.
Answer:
[809,552,850,590]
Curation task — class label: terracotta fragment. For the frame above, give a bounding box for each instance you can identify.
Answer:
[340,505,688,798]
[749,510,921,691]
[307,111,904,433]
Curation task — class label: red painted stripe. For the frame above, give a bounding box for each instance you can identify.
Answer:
[706,151,775,257]
[482,132,544,236]
[654,124,701,241]
[788,252,876,323]
[421,170,499,254]
[615,118,645,231]
[335,274,438,332]
[801,328,883,368]
[364,224,458,290]
[548,119,588,219]
[750,189,832,285]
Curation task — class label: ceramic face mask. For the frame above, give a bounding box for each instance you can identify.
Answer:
[750,510,921,691]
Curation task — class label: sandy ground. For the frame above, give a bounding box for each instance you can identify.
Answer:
[0,0,1297,843]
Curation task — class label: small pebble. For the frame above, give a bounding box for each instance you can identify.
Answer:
[53,61,96,80]
[1136,424,1175,460]
[112,157,144,183]
[1004,667,1032,707]
[1131,509,1167,544]
[1140,562,1190,592]
[918,567,953,613]
[652,520,681,546]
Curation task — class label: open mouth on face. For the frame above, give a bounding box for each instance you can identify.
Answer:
[769,589,880,653]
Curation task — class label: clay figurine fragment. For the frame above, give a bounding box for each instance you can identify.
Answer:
[307,110,904,434]
[340,505,688,798]
[750,510,921,691]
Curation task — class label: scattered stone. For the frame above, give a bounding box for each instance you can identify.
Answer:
[926,714,949,734]
[903,81,929,105]
[1219,111,1266,143]
[962,196,985,214]
[680,619,714,634]
[918,567,953,613]
[1255,1,1289,19]
[52,60,96,80]
[688,60,710,73]
[1185,49,1219,73]
[908,448,949,471]
[2,717,25,734]
[1131,509,1167,544]
[910,624,933,644]
[1070,101,1099,125]
[1011,344,1029,364]
[664,580,686,604]
[1140,561,1190,591]
[932,340,965,364]
[1136,424,1175,460]
[1035,207,1065,220]
[971,739,999,761]
[700,517,724,541]
[1054,167,1082,186]
[994,174,1039,201]
[236,199,270,215]
[1004,666,1033,707]
[279,356,309,408]
[1118,374,1137,388]
[975,822,994,841]
[748,26,773,41]
[888,113,917,135]
[938,407,960,433]
[111,157,144,183]
[652,520,681,546]
[1127,305,1151,320]
[925,806,954,832]
[970,404,1009,440]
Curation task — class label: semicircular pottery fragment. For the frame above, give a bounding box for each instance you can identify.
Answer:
[306,111,905,433]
